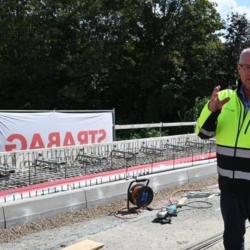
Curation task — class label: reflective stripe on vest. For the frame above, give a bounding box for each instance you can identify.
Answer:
[217,145,250,159]
[199,127,214,137]
[218,166,250,181]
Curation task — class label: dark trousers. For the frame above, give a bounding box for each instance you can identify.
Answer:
[220,191,250,250]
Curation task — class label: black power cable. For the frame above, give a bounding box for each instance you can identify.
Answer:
[183,200,213,209]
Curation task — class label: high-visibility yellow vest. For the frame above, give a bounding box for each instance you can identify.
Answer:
[196,81,250,195]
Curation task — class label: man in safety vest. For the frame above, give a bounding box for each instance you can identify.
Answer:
[196,47,250,250]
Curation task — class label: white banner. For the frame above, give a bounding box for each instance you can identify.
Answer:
[0,111,113,152]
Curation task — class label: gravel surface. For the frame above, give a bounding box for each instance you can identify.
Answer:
[0,176,221,249]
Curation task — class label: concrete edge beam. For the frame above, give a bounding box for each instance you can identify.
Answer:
[84,180,129,208]
[3,189,87,228]
[187,163,217,183]
[146,167,189,193]
[83,175,185,209]
[0,206,5,229]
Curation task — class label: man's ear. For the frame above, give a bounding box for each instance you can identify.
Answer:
[237,64,241,73]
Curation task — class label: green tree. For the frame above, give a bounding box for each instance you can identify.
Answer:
[219,12,250,88]
[0,0,229,129]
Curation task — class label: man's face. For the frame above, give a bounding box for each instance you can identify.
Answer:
[238,51,250,91]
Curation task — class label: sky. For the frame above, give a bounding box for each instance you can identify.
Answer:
[210,0,250,20]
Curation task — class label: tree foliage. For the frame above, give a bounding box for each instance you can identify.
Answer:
[0,0,249,131]
[219,12,250,88]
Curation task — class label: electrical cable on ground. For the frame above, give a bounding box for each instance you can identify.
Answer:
[114,185,218,220]
[183,200,213,209]
[114,206,141,219]
[168,185,219,205]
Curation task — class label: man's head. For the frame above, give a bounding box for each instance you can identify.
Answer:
[238,48,250,91]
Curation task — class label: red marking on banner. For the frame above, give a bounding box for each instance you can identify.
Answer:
[5,130,107,151]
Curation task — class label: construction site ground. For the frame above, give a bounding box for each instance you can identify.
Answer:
[1,176,250,250]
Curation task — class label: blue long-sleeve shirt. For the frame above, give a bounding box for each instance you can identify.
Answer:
[239,84,250,115]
